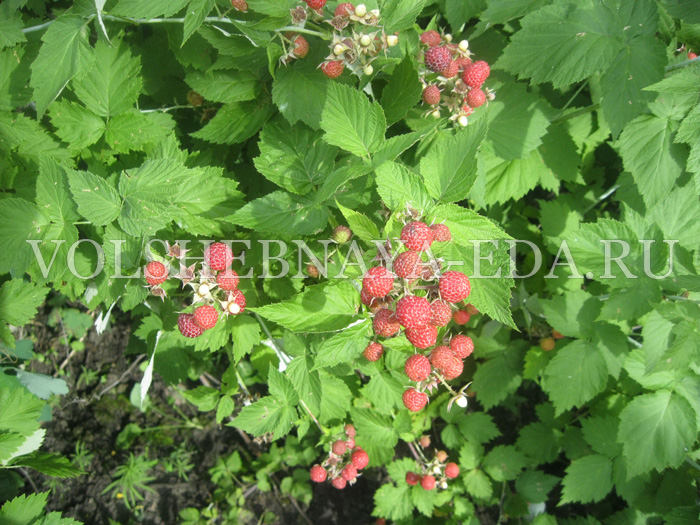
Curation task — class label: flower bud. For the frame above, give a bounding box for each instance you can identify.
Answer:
[355,4,366,17]
[386,35,399,47]
[458,40,469,51]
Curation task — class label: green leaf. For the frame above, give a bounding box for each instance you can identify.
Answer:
[272,58,329,129]
[581,415,622,458]
[231,394,297,439]
[618,114,686,206]
[254,119,337,194]
[231,191,329,235]
[48,100,105,150]
[67,170,122,226]
[336,201,380,242]
[319,373,352,423]
[496,1,624,89]
[112,0,190,18]
[381,0,427,32]
[312,320,371,369]
[12,452,81,478]
[0,47,32,110]
[649,187,700,251]
[232,315,262,361]
[517,422,561,463]
[464,469,493,500]
[0,5,25,49]
[351,407,399,466]
[664,0,700,23]
[321,82,386,158]
[481,0,549,25]
[72,39,142,117]
[477,147,549,205]
[471,346,523,409]
[457,412,501,444]
[0,387,43,436]
[482,445,527,481]
[543,340,610,415]
[181,386,220,411]
[0,280,49,329]
[373,483,413,521]
[185,69,257,104]
[30,14,91,116]
[515,470,560,504]
[486,82,551,160]
[182,0,216,44]
[0,113,71,164]
[286,355,322,414]
[618,390,697,477]
[380,57,422,125]
[541,290,601,339]
[374,161,433,212]
[0,492,48,525]
[191,101,275,144]
[420,120,488,203]
[16,371,67,400]
[0,198,49,276]
[362,372,405,414]
[104,111,175,153]
[253,281,360,333]
[561,454,613,504]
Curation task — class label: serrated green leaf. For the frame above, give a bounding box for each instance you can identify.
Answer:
[16,371,67,400]
[0,5,25,49]
[321,82,386,158]
[254,119,337,194]
[232,191,329,235]
[541,290,601,339]
[561,454,613,504]
[374,161,433,212]
[272,58,328,129]
[185,69,257,104]
[478,147,549,205]
[464,469,493,500]
[319,373,352,424]
[420,120,488,203]
[72,39,142,117]
[515,470,560,504]
[0,387,43,436]
[0,280,48,329]
[381,0,427,32]
[336,201,380,242]
[380,56,422,125]
[312,320,370,369]
[496,1,624,89]
[191,101,274,144]
[0,112,71,164]
[11,452,81,478]
[183,0,216,45]
[67,170,122,226]
[253,281,360,333]
[649,187,700,251]
[480,0,550,25]
[232,315,262,362]
[517,422,561,463]
[232,395,297,439]
[48,100,105,150]
[543,339,609,415]
[104,110,175,153]
[112,0,190,17]
[618,390,697,477]
[0,492,48,524]
[373,483,414,521]
[482,445,526,481]
[182,386,220,411]
[581,415,622,458]
[472,346,523,408]
[351,407,398,466]
[361,372,404,414]
[0,47,32,110]
[286,355,322,414]
[30,14,91,116]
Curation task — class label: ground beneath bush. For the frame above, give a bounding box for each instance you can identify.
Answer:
[21,305,378,525]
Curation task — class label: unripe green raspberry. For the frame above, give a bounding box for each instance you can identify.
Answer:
[332,225,353,244]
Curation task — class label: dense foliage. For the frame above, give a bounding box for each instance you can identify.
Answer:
[1,0,700,523]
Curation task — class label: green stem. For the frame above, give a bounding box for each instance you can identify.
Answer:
[551,103,600,125]
[666,295,700,304]
[276,25,329,39]
[140,105,191,114]
[685,457,700,472]
[665,56,700,72]
[559,80,589,115]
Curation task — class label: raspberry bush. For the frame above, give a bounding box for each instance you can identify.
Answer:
[1,0,700,523]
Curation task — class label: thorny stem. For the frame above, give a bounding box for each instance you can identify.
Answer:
[435,372,459,396]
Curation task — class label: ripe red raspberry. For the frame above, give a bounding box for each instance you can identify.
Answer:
[439,271,471,303]
[335,2,354,16]
[463,60,490,88]
[424,46,451,73]
[430,300,452,327]
[420,30,441,47]
[363,266,395,297]
[310,464,327,482]
[331,476,347,489]
[453,310,471,325]
[321,60,345,79]
[305,0,326,9]
[360,289,384,312]
[194,305,218,330]
[441,357,463,380]
[345,424,356,437]
[396,295,431,329]
[406,471,420,485]
[205,242,233,271]
[332,225,353,244]
[402,388,428,412]
[178,313,204,338]
[351,449,369,469]
[293,35,309,58]
[465,303,479,315]
[405,354,432,382]
[405,324,438,349]
[466,88,486,108]
[145,261,168,286]
[216,269,239,291]
[230,0,247,11]
[342,463,358,481]
[363,342,384,361]
[430,223,451,242]
[445,462,460,478]
[421,474,436,490]
[373,309,400,337]
[394,250,422,280]
[332,440,347,456]
[422,85,441,106]
[224,290,246,315]
[450,334,474,359]
[430,345,455,370]
[346,436,355,449]
[442,60,459,78]
[454,56,472,70]
[689,51,698,60]
[401,221,434,252]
